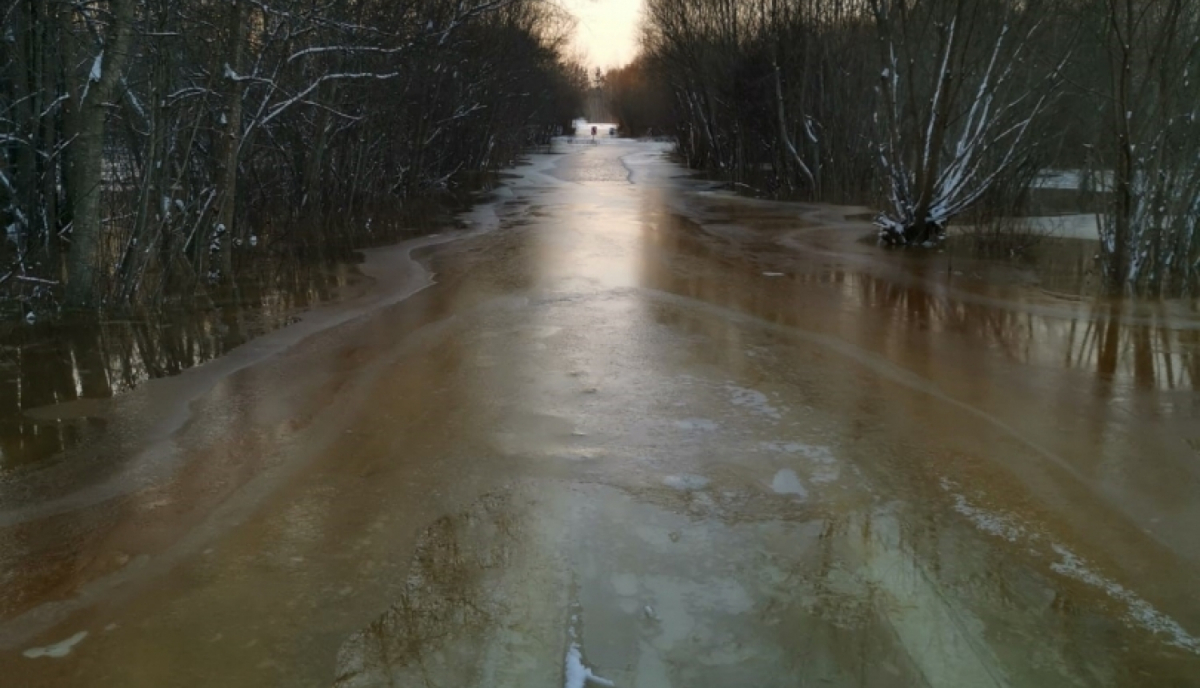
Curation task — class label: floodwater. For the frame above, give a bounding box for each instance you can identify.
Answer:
[2,140,1200,687]
[0,260,365,472]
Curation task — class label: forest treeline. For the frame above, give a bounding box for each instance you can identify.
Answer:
[1,0,584,312]
[616,0,1200,293]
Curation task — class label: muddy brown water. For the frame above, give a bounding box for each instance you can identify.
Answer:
[0,261,368,473]
[1,140,1199,687]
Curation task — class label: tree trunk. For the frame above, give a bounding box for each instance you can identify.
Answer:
[65,0,136,308]
[773,61,816,190]
[302,82,337,215]
[213,0,250,281]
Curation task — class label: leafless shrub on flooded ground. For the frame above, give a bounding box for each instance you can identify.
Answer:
[1077,0,1200,294]
[633,0,1076,244]
[953,158,1057,258]
[868,0,1071,248]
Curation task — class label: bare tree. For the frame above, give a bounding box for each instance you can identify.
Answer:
[1087,0,1200,292]
[0,0,584,315]
[870,0,1066,246]
[62,0,136,305]
[640,0,877,201]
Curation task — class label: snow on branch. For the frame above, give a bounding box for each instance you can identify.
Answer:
[873,12,1057,247]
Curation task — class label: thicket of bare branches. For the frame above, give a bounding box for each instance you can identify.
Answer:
[604,57,674,138]
[0,0,583,313]
[869,0,1068,246]
[1078,0,1200,293]
[637,0,1200,293]
[640,0,878,201]
[638,0,1067,228]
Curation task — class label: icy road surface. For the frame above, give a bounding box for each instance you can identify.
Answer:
[2,140,1200,687]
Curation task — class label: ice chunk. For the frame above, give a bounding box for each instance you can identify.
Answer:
[771,469,808,498]
[565,643,614,688]
[23,631,88,659]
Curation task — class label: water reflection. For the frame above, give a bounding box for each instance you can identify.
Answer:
[0,261,359,472]
[636,206,1200,399]
[631,197,1200,570]
[3,141,1197,687]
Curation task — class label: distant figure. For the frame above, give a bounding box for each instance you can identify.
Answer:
[591,126,597,137]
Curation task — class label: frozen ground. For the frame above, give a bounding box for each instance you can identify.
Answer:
[2,141,1199,687]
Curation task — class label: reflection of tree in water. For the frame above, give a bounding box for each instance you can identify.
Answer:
[0,259,355,471]
[848,271,1200,394]
[334,492,520,688]
[635,203,1200,397]
[1065,303,1200,393]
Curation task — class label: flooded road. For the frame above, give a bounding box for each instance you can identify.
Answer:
[3,140,1200,687]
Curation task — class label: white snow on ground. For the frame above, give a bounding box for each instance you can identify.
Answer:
[942,479,1200,654]
[1050,545,1200,654]
[950,493,1027,542]
[1032,169,1113,191]
[23,631,88,659]
[564,643,615,688]
[761,441,840,483]
[569,121,619,138]
[940,480,1029,543]
[674,418,718,432]
[663,474,710,491]
[1020,214,1100,240]
[770,469,808,498]
[725,384,781,420]
[940,479,1029,543]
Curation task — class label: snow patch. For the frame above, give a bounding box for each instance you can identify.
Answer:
[663,474,710,491]
[564,643,614,688]
[761,441,840,483]
[941,479,1200,654]
[23,631,88,659]
[950,494,1026,543]
[726,384,781,420]
[771,469,808,498]
[1050,545,1200,654]
[940,478,1029,543]
[674,418,718,432]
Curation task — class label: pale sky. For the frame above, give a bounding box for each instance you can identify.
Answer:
[561,0,644,70]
